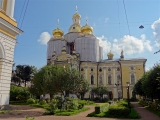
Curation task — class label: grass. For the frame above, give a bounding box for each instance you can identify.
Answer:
[145,106,160,117]
[0,110,12,114]
[44,107,89,116]
[87,107,141,119]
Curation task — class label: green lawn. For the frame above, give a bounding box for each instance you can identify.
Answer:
[43,107,89,116]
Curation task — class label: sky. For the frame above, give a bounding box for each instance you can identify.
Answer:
[14,0,160,70]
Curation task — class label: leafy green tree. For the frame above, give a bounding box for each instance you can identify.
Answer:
[133,79,145,96]
[91,85,108,99]
[11,65,37,87]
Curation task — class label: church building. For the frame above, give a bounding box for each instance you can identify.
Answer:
[47,9,147,99]
[0,0,23,109]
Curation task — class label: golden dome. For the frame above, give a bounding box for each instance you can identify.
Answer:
[52,28,64,38]
[69,23,81,32]
[81,21,93,34]
[72,13,81,19]
[107,50,114,57]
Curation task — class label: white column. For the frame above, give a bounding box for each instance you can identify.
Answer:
[103,68,106,86]
[113,67,117,98]
[6,0,15,18]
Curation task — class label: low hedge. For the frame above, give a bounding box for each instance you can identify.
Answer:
[108,106,130,116]
[95,103,109,114]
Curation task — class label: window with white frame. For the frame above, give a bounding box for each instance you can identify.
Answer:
[0,0,3,9]
[130,73,135,84]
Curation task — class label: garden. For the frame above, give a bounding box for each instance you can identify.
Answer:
[87,100,140,119]
[133,63,160,117]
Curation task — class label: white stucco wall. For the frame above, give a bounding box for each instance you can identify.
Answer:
[0,32,16,106]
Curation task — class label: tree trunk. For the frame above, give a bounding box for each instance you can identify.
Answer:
[25,80,26,87]
[50,93,53,100]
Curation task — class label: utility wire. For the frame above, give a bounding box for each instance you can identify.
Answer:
[19,0,30,29]
[122,0,135,56]
[18,0,27,25]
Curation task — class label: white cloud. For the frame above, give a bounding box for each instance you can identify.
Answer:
[98,34,152,56]
[37,32,51,45]
[105,18,109,23]
[97,35,111,53]
[151,18,160,47]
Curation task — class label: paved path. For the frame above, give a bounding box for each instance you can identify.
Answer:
[131,102,160,120]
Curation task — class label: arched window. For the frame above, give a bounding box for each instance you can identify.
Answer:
[108,75,111,84]
[118,90,122,99]
[91,75,94,85]
[117,75,121,84]
[131,73,135,84]
[0,0,3,9]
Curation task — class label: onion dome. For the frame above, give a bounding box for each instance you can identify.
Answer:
[107,50,114,60]
[81,20,93,35]
[69,23,81,32]
[52,28,64,38]
[52,19,64,38]
[72,13,81,19]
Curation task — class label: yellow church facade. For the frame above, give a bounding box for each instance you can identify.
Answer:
[47,9,146,100]
[0,0,22,108]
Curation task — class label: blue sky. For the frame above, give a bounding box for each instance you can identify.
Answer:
[14,0,160,70]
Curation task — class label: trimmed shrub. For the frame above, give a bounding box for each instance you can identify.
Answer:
[94,103,109,114]
[95,106,100,114]
[27,98,35,104]
[108,106,130,116]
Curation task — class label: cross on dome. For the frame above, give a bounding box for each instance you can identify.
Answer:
[76,6,78,13]
[57,19,59,28]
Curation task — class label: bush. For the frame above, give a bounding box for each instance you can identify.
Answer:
[39,100,46,105]
[46,99,58,114]
[108,106,130,116]
[10,85,30,101]
[118,100,128,107]
[27,98,35,104]
[94,103,109,114]
[67,98,79,110]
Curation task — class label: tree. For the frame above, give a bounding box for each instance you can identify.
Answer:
[29,65,59,99]
[11,65,37,87]
[91,85,108,99]
[133,79,145,97]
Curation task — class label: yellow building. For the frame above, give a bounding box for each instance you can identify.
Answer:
[47,9,147,100]
[0,0,22,109]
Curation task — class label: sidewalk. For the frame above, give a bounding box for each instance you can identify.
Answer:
[131,102,160,120]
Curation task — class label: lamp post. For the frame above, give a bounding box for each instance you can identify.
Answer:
[126,82,131,113]
[115,83,119,100]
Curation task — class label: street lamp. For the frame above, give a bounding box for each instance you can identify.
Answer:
[115,83,119,100]
[126,82,131,113]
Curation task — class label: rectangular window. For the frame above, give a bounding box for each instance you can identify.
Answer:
[0,0,3,9]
